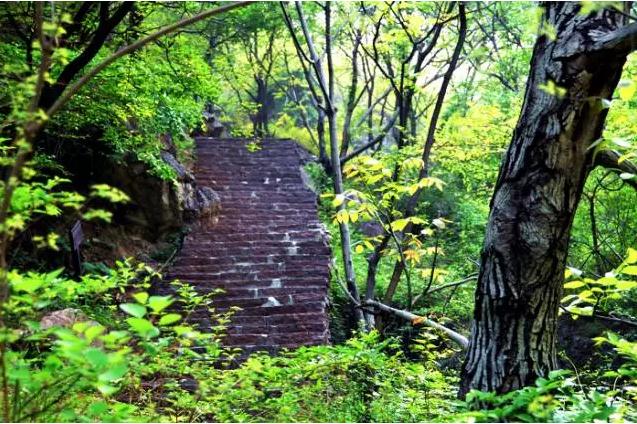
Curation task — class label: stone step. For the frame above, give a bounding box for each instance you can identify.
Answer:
[227,322,328,335]
[172,254,329,267]
[224,331,329,347]
[178,247,329,258]
[172,256,329,267]
[158,137,330,356]
[198,292,326,309]
[185,232,322,242]
[155,279,329,292]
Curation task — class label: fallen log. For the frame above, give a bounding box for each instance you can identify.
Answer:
[364,299,469,349]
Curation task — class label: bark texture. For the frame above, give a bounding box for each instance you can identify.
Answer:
[459,3,631,396]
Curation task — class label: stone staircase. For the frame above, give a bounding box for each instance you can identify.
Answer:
[161,138,331,355]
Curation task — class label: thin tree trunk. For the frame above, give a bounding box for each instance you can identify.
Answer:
[324,2,366,327]
[459,3,632,396]
[341,30,361,157]
[382,4,467,303]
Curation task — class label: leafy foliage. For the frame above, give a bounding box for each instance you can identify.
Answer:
[1,1,637,423]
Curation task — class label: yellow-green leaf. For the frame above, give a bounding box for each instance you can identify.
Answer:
[564,280,586,289]
[615,280,637,290]
[621,265,637,276]
[132,292,149,305]
[618,79,636,101]
[332,194,345,208]
[627,248,637,264]
[159,313,182,326]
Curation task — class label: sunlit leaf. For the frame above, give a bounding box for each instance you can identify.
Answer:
[158,313,182,326]
[119,303,147,318]
[564,280,586,289]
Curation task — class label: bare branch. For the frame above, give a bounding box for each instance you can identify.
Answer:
[594,150,637,191]
[341,111,398,164]
[591,21,637,52]
[364,299,469,349]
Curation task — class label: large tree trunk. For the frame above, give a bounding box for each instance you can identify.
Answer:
[459,3,631,396]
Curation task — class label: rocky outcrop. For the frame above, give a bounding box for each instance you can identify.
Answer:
[40,308,98,330]
[95,149,220,241]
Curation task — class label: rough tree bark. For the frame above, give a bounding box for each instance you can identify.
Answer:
[459,2,636,396]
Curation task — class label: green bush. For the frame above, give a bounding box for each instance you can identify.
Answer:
[208,331,457,423]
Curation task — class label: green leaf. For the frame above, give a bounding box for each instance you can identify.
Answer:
[627,248,637,264]
[132,292,149,305]
[96,383,118,396]
[98,364,128,382]
[147,296,172,313]
[85,325,105,344]
[158,313,182,326]
[119,303,147,318]
[332,194,345,207]
[618,79,636,101]
[621,265,637,276]
[126,318,159,339]
[615,280,637,290]
[9,273,43,294]
[564,280,586,289]
[90,184,130,203]
[87,401,109,416]
[82,209,113,222]
[84,348,108,368]
[390,218,409,232]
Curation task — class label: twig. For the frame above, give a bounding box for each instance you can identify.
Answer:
[411,273,478,306]
[560,306,637,328]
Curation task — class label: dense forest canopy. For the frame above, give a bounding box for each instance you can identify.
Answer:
[0,1,637,422]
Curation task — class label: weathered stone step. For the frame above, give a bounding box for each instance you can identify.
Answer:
[153,281,327,299]
[172,258,330,269]
[200,224,324,233]
[227,322,327,335]
[179,245,329,257]
[219,302,327,317]
[165,271,329,285]
[182,238,327,246]
[201,292,326,309]
[224,332,328,348]
[161,137,331,357]
[168,270,330,282]
[173,254,329,266]
[184,231,325,242]
[207,186,312,193]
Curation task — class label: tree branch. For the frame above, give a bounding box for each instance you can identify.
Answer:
[591,21,637,52]
[594,150,637,191]
[44,1,253,121]
[39,2,135,110]
[341,111,399,164]
[364,299,469,349]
